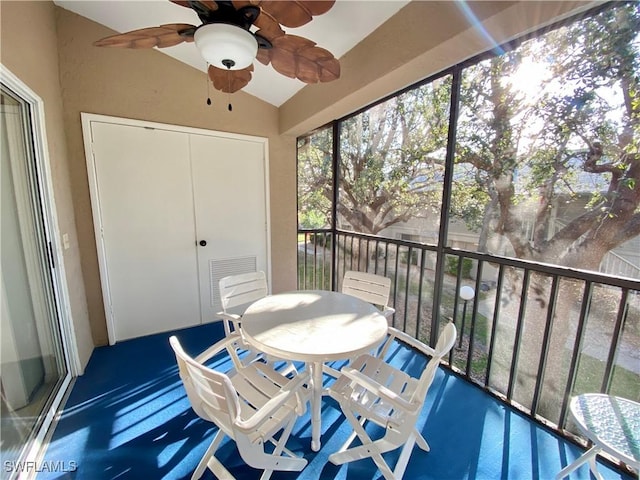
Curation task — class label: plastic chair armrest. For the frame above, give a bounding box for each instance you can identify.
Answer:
[216,311,242,336]
[378,327,436,359]
[216,312,241,322]
[194,333,243,363]
[339,366,419,414]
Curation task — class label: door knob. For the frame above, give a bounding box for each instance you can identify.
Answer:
[199,240,207,247]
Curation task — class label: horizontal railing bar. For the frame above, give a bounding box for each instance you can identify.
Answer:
[444,247,639,290]
[316,229,640,290]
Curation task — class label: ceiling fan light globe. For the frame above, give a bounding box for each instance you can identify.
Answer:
[194,23,257,70]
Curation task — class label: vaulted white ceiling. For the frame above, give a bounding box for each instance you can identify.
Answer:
[54,0,410,106]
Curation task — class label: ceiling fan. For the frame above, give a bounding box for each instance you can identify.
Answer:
[94,0,341,97]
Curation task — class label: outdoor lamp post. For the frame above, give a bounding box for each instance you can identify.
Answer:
[458,285,475,348]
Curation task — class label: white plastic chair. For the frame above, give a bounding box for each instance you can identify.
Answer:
[327,322,457,480]
[217,271,297,374]
[169,334,309,480]
[341,270,395,320]
[319,270,396,380]
[217,271,269,338]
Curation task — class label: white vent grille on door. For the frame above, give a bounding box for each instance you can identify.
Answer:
[210,256,257,311]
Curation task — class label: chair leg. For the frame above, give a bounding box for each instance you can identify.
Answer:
[235,416,307,479]
[413,428,430,452]
[260,415,303,480]
[205,456,236,480]
[328,408,400,480]
[192,429,228,480]
[588,452,605,480]
[392,433,417,480]
[333,414,365,455]
[555,447,601,480]
[328,409,375,466]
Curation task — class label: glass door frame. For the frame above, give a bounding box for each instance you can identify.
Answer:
[1,65,80,475]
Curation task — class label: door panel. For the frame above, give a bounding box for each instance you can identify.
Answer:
[1,103,46,408]
[189,134,268,321]
[91,123,200,340]
[0,83,69,468]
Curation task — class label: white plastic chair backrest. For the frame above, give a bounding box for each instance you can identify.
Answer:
[342,271,391,309]
[169,336,240,430]
[411,322,457,404]
[219,271,268,315]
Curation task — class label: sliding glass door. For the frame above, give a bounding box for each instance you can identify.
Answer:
[1,80,72,477]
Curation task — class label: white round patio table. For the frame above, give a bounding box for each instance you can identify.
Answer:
[556,394,639,479]
[241,290,388,452]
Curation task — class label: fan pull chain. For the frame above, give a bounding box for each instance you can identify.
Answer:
[227,71,233,112]
[206,64,212,106]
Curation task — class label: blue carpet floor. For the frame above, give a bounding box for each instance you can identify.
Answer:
[38,323,634,480]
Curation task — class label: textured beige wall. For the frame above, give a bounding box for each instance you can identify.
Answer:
[280,1,593,136]
[54,7,297,345]
[0,1,94,370]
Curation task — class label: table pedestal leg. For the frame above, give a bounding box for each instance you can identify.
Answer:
[309,361,323,452]
[556,447,603,480]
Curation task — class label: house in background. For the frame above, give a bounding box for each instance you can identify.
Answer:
[379,195,640,280]
[0,0,602,468]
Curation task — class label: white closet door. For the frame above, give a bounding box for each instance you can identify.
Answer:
[91,122,200,341]
[189,134,269,321]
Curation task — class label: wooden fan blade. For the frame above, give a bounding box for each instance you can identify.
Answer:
[253,12,285,41]
[208,64,254,93]
[317,56,340,83]
[256,47,271,66]
[160,23,197,44]
[231,1,284,41]
[297,46,340,83]
[232,0,335,28]
[267,34,340,83]
[94,24,196,48]
[299,0,335,16]
[259,0,335,28]
[169,1,218,12]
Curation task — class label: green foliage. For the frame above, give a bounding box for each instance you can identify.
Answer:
[296,251,331,290]
[451,3,640,265]
[297,127,334,229]
[446,257,473,278]
[449,179,490,231]
[299,210,329,230]
[298,3,640,270]
[402,249,419,265]
[574,354,640,400]
[309,233,331,248]
[336,78,453,235]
